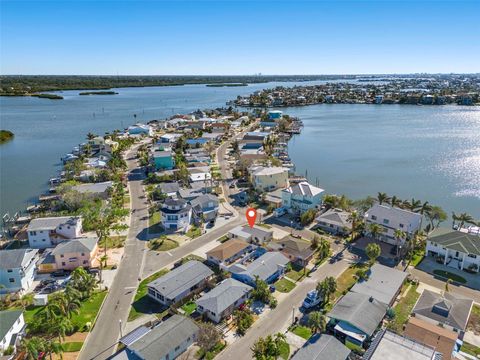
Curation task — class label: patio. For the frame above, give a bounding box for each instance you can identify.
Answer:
[351,237,403,266]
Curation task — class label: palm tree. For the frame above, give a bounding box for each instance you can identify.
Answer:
[457,212,475,229]
[19,293,34,310]
[403,198,421,212]
[86,132,96,140]
[451,211,459,229]
[348,211,363,241]
[317,239,330,260]
[377,192,391,205]
[307,311,327,333]
[390,195,402,208]
[44,340,64,360]
[393,229,406,257]
[426,205,447,229]
[368,223,383,241]
[21,337,46,360]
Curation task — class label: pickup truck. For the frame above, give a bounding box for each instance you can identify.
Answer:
[302,290,322,309]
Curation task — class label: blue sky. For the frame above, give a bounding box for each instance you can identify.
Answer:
[1,1,479,75]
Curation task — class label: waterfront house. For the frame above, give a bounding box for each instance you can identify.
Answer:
[185,121,206,130]
[190,194,219,223]
[404,317,458,360]
[153,149,175,171]
[127,123,153,136]
[210,122,228,133]
[315,208,353,236]
[0,310,25,355]
[364,204,422,245]
[411,289,473,333]
[268,236,315,267]
[350,263,407,306]
[159,133,182,144]
[206,239,253,266]
[425,228,480,273]
[160,198,192,233]
[228,225,273,244]
[196,278,252,323]
[27,216,83,249]
[189,169,211,183]
[0,249,38,295]
[281,181,324,215]
[327,291,387,347]
[268,110,283,120]
[113,315,199,360]
[147,260,213,306]
[291,334,350,360]
[242,131,270,142]
[186,138,209,147]
[250,166,289,192]
[158,182,180,198]
[72,181,113,200]
[51,237,99,271]
[229,251,289,287]
[363,329,439,360]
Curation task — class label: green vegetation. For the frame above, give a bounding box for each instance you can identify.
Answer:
[149,237,179,251]
[467,304,480,334]
[218,235,230,243]
[286,267,306,282]
[278,341,290,360]
[333,263,368,301]
[345,339,364,354]
[148,211,163,234]
[233,308,254,335]
[70,290,107,331]
[99,235,126,249]
[300,209,317,226]
[186,225,202,239]
[32,93,63,99]
[79,91,118,95]
[251,333,289,360]
[410,249,425,267]
[274,278,296,293]
[290,325,312,340]
[433,270,467,284]
[461,342,480,357]
[365,242,381,264]
[129,268,169,321]
[387,283,420,333]
[0,130,14,143]
[196,341,226,360]
[181,301,197,316]
[62,342,84,352]
[206,83,247,87]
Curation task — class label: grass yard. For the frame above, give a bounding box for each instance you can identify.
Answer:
[333,263,368,301]
[345,339,364,354]
[387,283,420,333]
[129,269,169,321]
[63,342,84,352]
[278,341,290,360]
[433,270,467,284]
[70,291,107,331]
[148,237,179,251]
[186,226,202,239]
[148,211,163,234]
[218,235,230,243]
[274,278,296,293]
[99,235,126,249]
[410,250,425,267]
[290,325,312,340]
[461,342,480,357]
[467,304,480,334]
[179,254,206,265]
[196,341,226,360]
[181,301,197,316]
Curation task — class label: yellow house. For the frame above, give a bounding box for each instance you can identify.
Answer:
[250,166,289,192]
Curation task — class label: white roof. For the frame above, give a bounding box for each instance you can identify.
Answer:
[189,173,211,182]
[365,204,422,225]
[284,181,324,197]
[252,166,288,177]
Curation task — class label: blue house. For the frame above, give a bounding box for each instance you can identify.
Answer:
[268,110,283,120]
[229,251,289,287]
[186,138,209,147]
[153,150,175,170]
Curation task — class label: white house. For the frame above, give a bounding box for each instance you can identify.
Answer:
[425,228,480,273]
[127,123,153,136]
[228,225,273,244]
[364,204,422,245]
[0,310,25,355]
[250,166,289,192]
[27,216,83,249]
[160,198,192,233]
[281,181,324,214]
[0,249,38,295]
[315,208,353,235]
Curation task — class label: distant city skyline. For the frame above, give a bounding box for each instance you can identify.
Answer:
[1,0,479,75]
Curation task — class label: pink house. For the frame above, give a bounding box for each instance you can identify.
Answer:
[51,237,99,271]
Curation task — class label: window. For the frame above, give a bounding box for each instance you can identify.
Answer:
[468,254,477,259]
[30,231,36,236]
[399,223,404,228]
[81,253,85,256]
[371,215,377,220]
[175,346,180,351]
[9,278,15,282]
[7,269,13,272]
[83,260,88,264]
[62,262,66,266]
[383,219,389,225]
[60,254,64,258]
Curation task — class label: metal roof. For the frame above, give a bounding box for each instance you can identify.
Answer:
[28,216,81,231]
[0,248,38,270]
[291,334,350,360]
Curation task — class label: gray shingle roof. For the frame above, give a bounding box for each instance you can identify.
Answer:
[72,181,113,194]
[328,292,388,336]
[232,252,289,281]
[0,310,23,340]
[351,263,407,305]
[190,194,219,210]
[28,216,81,231]
[51,237,98,256]
[284,181,324,197]
[196,278,252,316]
[291,334,350,360]
[0,249,38,270]
[428,228,480,256]
[412,289,473,331]
[315,208,352,229]
[365,204,422,226]
[158,182,180,195]
[128,315,199,360]
[148,260,213,300]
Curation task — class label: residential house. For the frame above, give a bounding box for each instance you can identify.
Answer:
[178,187,208,202]
[210,122,228,133]
[186,138,209,147]
[147,260,213,306]
[229,251,289,287]
[0,249,38,295]
[315,208,352,236]
[268,236,315,267]
[185,121,206,130]
[282,181,324,215]
[411,289,473,333]
[291,334,350,360]
[196,278,252,323]
[127,123,153,136]
[113,315,199,360]
[72,181,113,200]
[190,194,219,223]
[228,225,273,244]
[327,291,387,346]
[243,131,269,142]
[264,188,284,208]
[364,204,422,244]
[153,150,175,171]
[0,310,25,355]
[250,166,289,192]
[27,216,83,249]
[206,239,253,266]
[159,133,182,144]
[268,110,283,120]
[404,317,459,360]
[189,168,212,183]
[51,237,99,271]
[158,182,180,198]
[160,198,192,233]
[425,228,480,272]
[363,329,440,360]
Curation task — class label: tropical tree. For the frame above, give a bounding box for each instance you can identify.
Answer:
[316,276,337,303]
[368,223,383,241]
[317,239,330,260]
[69,267,97,299]
[19,293,34,310]
[390,195,402,208]
[348,211,364,241]
[403,198,421,212]
[457,212,475,229]
[366,243,381,264]
[251,276,271,303]
[393,229,406,257]
[233,308,254,335]
[251,333,287,360]
[21,337,46,360]
[307,311,327,333]
[425,205,447,229]
[50,289,81,318]
[44,339,64,360]
[86,132,96,140]
[377,192,391,205]
[311,234,319,249]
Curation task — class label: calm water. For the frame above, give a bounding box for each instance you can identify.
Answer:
[1,84,479,220]
[287,104,480,218]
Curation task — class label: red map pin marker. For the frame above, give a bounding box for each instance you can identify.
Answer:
[246,208,257,228]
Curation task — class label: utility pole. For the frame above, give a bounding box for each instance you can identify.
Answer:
[119,319,123,338]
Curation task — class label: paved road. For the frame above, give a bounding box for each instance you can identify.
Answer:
[218,252,356,360]
[79,144,149,360]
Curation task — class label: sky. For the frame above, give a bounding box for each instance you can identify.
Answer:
[1,0,479,75]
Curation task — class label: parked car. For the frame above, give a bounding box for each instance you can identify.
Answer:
[51,269,69,277]
[302,290,322,309]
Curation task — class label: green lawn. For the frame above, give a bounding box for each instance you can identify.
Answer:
[181,301,197,316]
[461,342,480,357]
[274,278,296,293]
[218,235,230,243]
[290,325,312,340]
[433,270,467,284]
[186,226,202,239]
[467,304,480,334]
[129,269,169,321]
[286,269,307,282]
[345,339,364,354]
[410,250,425,267]
[278,341,290,360]
[333,263,368,301]
[63,342,84,352]
[196,341,226,360]
[148,211,163,234]
[387,283,420,333]
[148,237,179,251]
[70,291,108,331]
[99,235,126,249]
[180,254,206,265]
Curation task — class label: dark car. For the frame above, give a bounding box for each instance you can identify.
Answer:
[40,279,55,286]
[51,269,69,277]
